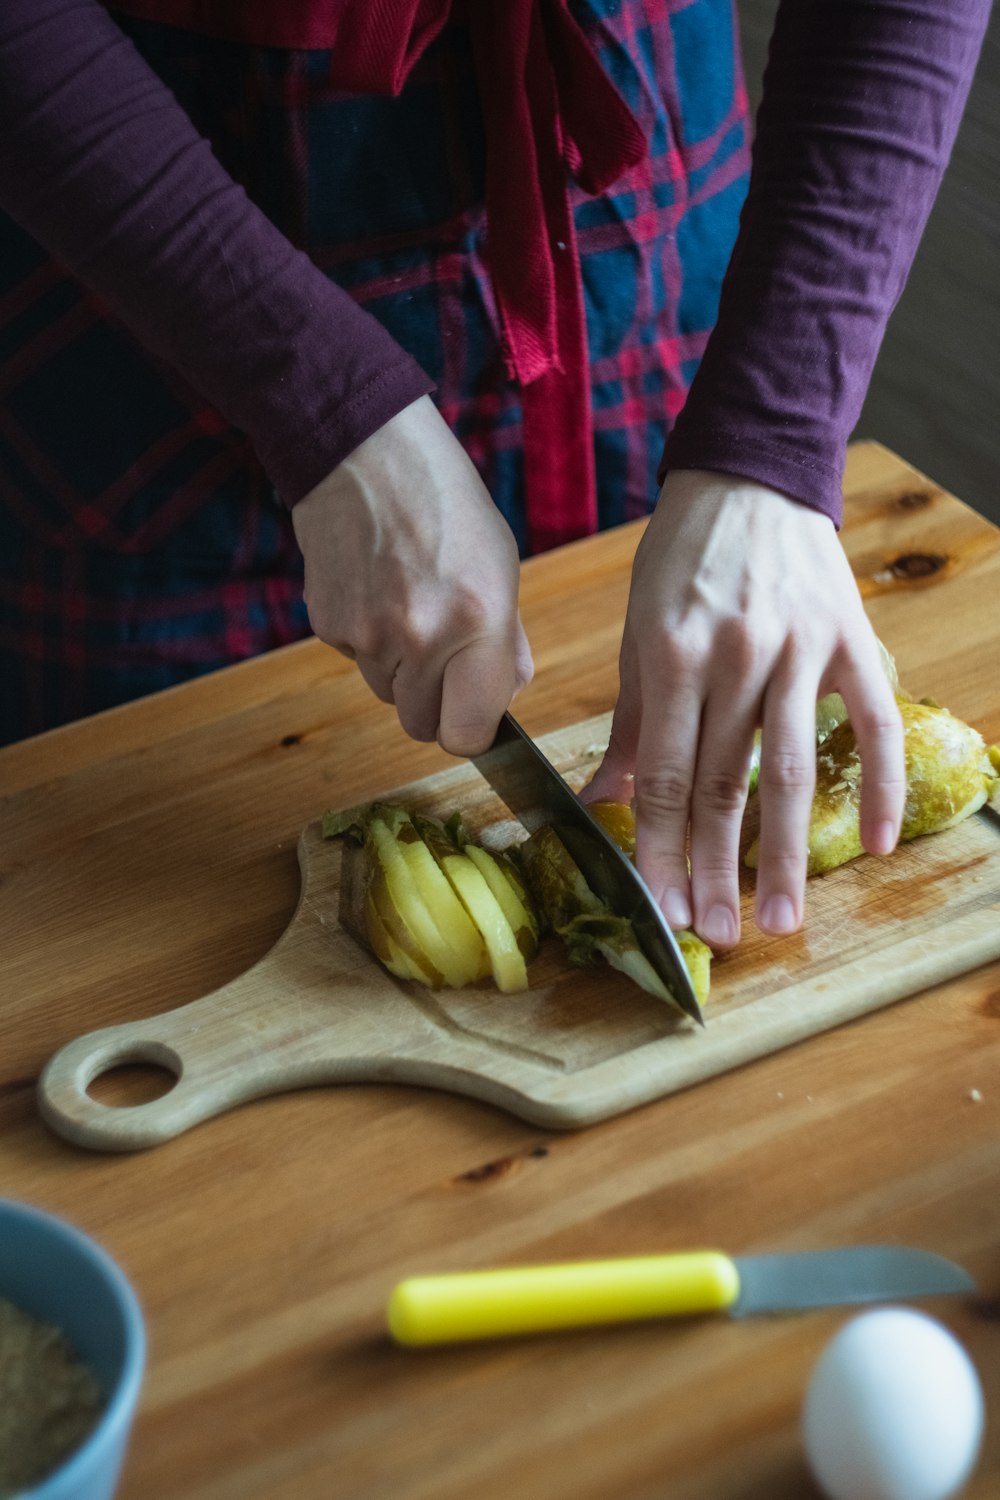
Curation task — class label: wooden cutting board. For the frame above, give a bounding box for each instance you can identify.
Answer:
[37,713,1000,1152]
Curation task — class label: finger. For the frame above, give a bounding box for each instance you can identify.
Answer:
[834,647,905,855]
[631,656,704,931]
[355,654,397,707]
[436,634,521,756]
[753,662,821,937]
[389,657,443,743]
[687,689,761,950]
[513,620,535,695]
[580,640,642,807]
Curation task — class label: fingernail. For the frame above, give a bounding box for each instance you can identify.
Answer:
[701,904,737,947]
[871,820,898,856]
[760,895,797,935]
[662,889,692,929]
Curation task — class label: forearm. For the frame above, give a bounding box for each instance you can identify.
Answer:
[0,0,433,504]
[662,0,991,523]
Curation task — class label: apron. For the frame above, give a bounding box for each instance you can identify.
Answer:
[0,0,750,742]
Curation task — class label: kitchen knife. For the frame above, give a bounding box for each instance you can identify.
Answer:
[472,712,702,1024]
[387,1247,976,1345]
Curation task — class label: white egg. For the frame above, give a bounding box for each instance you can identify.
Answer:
[802,1307,985,1500]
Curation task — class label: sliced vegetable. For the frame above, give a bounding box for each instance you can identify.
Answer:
[326,801,535,991]
[412,813,528,992]
[463,844,540,962]
[517,812,712,1014]
[745,698,1000,874]
[325,796,712,1010]
[747,637,900,795]
[587,800,637,858]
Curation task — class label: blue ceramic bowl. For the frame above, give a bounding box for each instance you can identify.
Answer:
[0,1199,145,1500]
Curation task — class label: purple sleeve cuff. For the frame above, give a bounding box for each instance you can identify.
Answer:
[661,429,843,526]
[263,357,436,506]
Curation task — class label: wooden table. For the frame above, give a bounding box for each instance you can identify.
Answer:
[4,442,999,1499]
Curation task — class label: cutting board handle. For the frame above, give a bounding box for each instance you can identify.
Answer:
[36,970,309,1150]
[35,820,431,1151]
[34,814,540,1151]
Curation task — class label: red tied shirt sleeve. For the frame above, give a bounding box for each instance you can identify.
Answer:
[660,0,991,526]
[0,0,435,508]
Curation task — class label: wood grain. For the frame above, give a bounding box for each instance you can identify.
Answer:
[4,443,1000,1500]
[36,715,1000,1150]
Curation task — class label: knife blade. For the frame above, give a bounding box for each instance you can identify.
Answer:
[472,712,702,1024]
[386,1247,976,1345]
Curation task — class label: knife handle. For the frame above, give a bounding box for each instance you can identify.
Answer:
[387,1252,740,1345]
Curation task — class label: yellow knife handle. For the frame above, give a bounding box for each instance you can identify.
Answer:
[387,1252,740,1345]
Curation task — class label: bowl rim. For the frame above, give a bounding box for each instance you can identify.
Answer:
[0,1197,146,1498]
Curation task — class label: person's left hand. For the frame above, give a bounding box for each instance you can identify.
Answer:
[583,468,905,948]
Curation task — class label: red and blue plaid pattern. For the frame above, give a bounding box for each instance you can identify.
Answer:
[0,0,749,744]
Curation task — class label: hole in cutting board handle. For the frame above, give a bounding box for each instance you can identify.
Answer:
[81,1040,182,1111]
[87,1061,179,1109]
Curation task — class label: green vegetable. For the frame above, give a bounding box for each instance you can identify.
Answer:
[517,825,712,1013]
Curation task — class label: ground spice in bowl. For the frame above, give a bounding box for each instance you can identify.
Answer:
[0,1295,105,1496]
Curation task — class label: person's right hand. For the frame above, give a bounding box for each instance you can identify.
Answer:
[291,395,533,756]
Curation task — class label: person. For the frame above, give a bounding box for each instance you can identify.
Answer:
[0,0,990,952]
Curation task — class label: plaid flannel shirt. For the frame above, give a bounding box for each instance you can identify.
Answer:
[0,0,749,743]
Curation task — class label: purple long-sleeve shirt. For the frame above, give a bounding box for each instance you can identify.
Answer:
[0,0,990,525]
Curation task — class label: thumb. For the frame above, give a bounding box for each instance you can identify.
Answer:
[437,634,521,757]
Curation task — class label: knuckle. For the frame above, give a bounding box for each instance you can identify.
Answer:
[348,624,386,662]
[659,629,708,674]
[718,620,765,679]
[851,701,903,742]
[395,607,438,658]
[757,850,808,893]
[697,769,749,815]
[396,707,438,743]
[759,749,814,795]
[695,852,739,884]
[305,600,382,661]
[635,766,693,817]
[761,844,807,877]
[407,587,494,658]
[448,582,493,632]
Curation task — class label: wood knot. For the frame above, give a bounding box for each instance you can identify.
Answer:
[280,733,302,747]
[458,1158,513,1184]
[895,490,931,511]
[889,553,947,579]
[455,1143,549,1186]
[980,989,1000,1021]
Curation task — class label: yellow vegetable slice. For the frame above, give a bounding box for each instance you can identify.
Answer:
[367,816,477,988]
[587,800,637,858]
[365,876,445,987]
[438,855,529,993]
[363,888,435,985]
[463,844,540,962]
[397,835,488,984]
[409,812,530,991]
